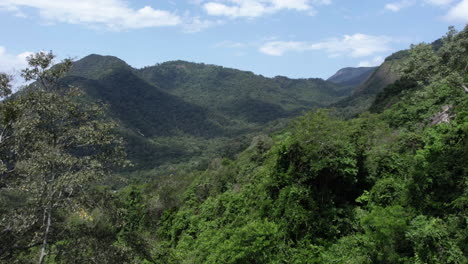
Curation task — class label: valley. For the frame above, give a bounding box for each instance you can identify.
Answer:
[63,54,369,182]
[0,26,466,264]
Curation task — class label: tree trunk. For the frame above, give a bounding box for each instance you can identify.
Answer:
[462,84,468,94]
[38,207,52,264]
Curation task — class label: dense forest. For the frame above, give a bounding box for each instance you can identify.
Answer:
[0,26,467,263]
[58,53,354,182]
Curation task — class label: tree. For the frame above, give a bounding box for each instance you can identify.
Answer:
[0,51,127,263]
[401,25,468,93]
[0,73,13,175]
[0,73,12,98]
[400,43,441,86]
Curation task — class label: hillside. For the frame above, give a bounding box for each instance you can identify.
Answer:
[331,53,405,118]
[64,55,349,173]
[1,26,467,264]
[138,60,348,122]
[331,39,446,119]
[327,66,377,87]
[128,27,466,263]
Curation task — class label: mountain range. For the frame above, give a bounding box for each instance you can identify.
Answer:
[3,27,466,263]
[61,54,377,177]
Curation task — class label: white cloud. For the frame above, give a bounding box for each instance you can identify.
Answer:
[0,0,182,30]
[424,0,453,6]
[0,46,32,73]
[182,17,223,33]
[0,1,25,17]
[215,41,247,48]
[259,34,393,57]
[0,46,33,88]
[259,41,308,55]
[385,0,454,12]
[204,1,269,18]
[385,0,414,12]
[358,56,384,67]
[203,0,328,18]
[313,0,332,4]
[445,0,468,22]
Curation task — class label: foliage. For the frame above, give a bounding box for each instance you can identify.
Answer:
[331,58,403,119]
[327,66,377,88]
[147,26,468,263]
[62,54,354,175]
[0,52,127,263]
[0,73,12,98]
[2,26,468,263]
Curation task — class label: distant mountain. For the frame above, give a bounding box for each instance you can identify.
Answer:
[137,61,349,123]
[331,39,447,118]
[63,55,350,173]
[331,52,407,118]
[69,54,133,80]
[327,66,377,87]
[67,55,221,138]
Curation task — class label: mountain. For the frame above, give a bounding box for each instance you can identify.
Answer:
[331,39,446,118]
[67,63,221,138]
[68,54,133,80]
[137,29,467,263]
[63,55,350,174]
[327,66,377,87]
[331,51,407,118]
[4,27,467,264]
[137,60,349,123]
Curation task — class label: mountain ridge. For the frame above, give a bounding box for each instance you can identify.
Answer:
[64,54,358,173]
[327,66,377,87]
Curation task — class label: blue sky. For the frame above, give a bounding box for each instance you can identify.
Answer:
[0,0,467,82]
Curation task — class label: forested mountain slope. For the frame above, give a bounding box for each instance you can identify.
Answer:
[138,60,348,122]
[63,55,351,172]
[332,39,445,119]
[139,26,467,264]
[327,66,377,87]
[1,25,466,264]
[331,54,404,118]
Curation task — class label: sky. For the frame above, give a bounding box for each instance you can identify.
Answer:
[0,0,467,82]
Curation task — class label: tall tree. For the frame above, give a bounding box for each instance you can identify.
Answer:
[0,73,12,98]
[0,73,12,172]
[0,52,127,263]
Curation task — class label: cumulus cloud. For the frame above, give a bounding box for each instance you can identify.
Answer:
[358,56,385,67]
[385,0,455,12]
[203,0,329,18]
[0,1,25,17]
[313,0,332,4]
[0,0,182,30]
[424,0,453,6]
[0,46,32,73]
[182,17,223,33]
[259,34,393,57]
[385,0,415,12]
[445,0,468,22]
[0,46,33,88]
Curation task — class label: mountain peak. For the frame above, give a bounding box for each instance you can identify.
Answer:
[69,54,132,80]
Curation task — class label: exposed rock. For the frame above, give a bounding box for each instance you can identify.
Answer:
[430,105,453,125]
